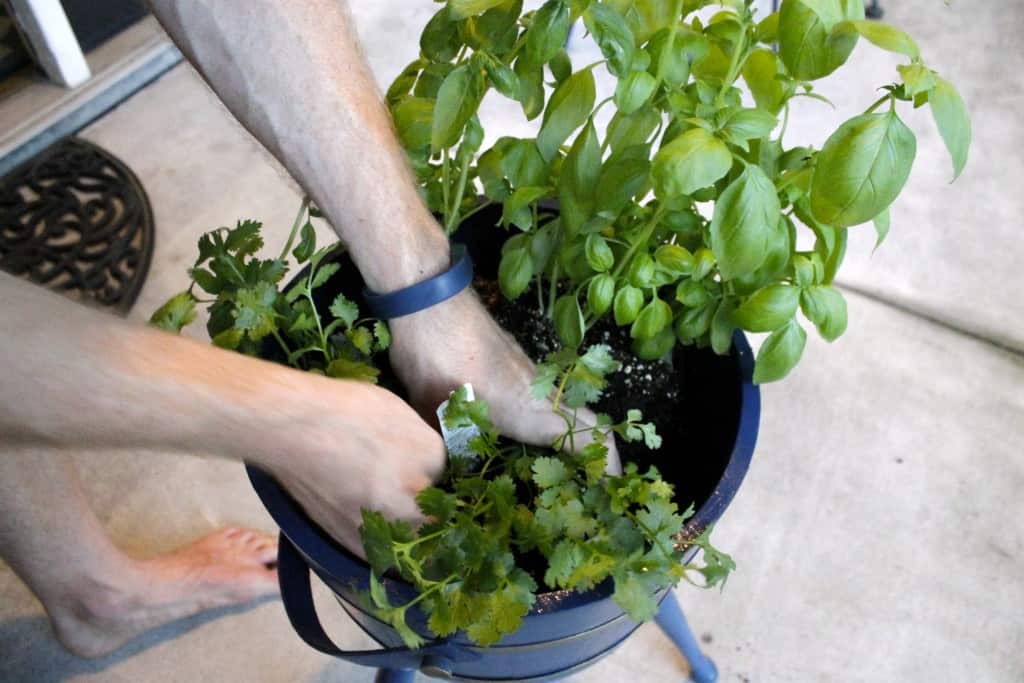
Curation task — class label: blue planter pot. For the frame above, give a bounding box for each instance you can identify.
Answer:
[247,208,761,681]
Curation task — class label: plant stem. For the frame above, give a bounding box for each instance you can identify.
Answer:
[610,206,667,281]
[271,329,292,357]
[441,148,452,228]
[547,261,560,318]
[459,200,494,224]
[280,197,311,261]
[446,154,472,233]
[717,11,750,103]
[864,92,894,114]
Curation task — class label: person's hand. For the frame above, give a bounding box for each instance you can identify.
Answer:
[255,375,446,557]
[388,289,622,474]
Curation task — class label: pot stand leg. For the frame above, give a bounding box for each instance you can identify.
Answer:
[655,593,718,683]
[374,669,417,683]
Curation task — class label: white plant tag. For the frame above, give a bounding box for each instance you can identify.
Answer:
[436,383,482,461]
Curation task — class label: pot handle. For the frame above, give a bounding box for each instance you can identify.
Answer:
[277,533,471,670]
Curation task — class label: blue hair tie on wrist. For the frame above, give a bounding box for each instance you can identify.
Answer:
[363,244,472,319]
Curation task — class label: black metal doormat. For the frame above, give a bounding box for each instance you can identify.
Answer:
[0,137,154,313]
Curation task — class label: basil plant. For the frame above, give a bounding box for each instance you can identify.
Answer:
[386,0,971,383]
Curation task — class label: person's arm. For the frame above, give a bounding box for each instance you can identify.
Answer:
[0,272,444,554]
[148,0,619,469]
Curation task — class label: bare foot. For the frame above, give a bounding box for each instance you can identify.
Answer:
[48,527,279,658]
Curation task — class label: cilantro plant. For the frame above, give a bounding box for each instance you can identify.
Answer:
[387,0,971,382]
[361,359,732,648]
[151,200,390,382]
[151,208,733,649]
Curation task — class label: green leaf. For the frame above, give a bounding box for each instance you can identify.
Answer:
[721,109,778,143]
[897,63,937,98]
[482,54,520,100]
[359,510,398,575]
[150,291,197,333]
[501,185,549,230]
[606,106,661,154]
[710,164,780,280]
[832,19,919,59]
[810,111,916,228]
[498,246,534,299]
[292,221,317,264]
[234,282,278,340]
[627,253,656,288]
[800,285,847,341]
[614,71,658,115]
[584,234,614,272]
[225,219,264,257]
[310,262,340,289]
[421,7,462,61]
[449,0,508,19]
[545,540,584,588]
[710,298,735,354]
[929,77,971,181]
[537,69,596,161]
[733,285,800,332]
[391,97,435,153]
[553,295,585,347]
[532,456,570,488]
[654,244,693,276]
[872,208,890,251]
[583,3,635,76]
[778,0,864,81]
[550,49,573,83]
[595,144,652,216]
[432,63,485,153]
[325,357,380,383]
[652,128,732,198]
[514,57,546,120]
[630,297,671,340]
[614,285,644,325]
[417,487,458,522]
[372,321,391,352]
[742,49,791,115]
[753,320,807,383]
[329,292,362,329]
[558,119,602,234]
[587,274,616,316]
[525,0,570,65]
[611,571,659,622]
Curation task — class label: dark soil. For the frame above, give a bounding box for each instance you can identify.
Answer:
[474,278,684,473]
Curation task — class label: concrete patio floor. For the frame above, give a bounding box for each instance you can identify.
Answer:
[1,1,1022,681]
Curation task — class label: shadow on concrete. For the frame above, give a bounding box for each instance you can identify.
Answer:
[0,595,277,683]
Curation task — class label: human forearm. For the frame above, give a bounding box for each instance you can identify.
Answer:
[2,273,321,465]
[147,0,449,293]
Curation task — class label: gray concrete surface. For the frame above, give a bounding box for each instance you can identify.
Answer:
[2,1,1022,681]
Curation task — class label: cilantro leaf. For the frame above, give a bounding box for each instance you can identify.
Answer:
[532,457,570,488]
[360,510,398,575]
[325,357,380,383]
[372,321,391,352]
[310,262,340,289]
[417,487,458,522]
[329,293,359,330]
[611,570,660,622]
[149,291,197,332]
[233,281,279,340]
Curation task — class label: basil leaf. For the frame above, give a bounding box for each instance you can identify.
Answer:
[386,58,426,106]
[583,3,635,76]
[742,49,791,115]
[587,274,616,315]
[809,111,916,228]
[553,294,585,347]
[614,71,658,115]
[800,285,848,341]
[831,19,919,59]
[733,284,800,332]
[652,128,732,198]
[710,298,735,355]
[483,54,521,100]
[929,76,971,181]
[632,327,676,360]
[627,253,656,288]
[421,7,462,62]
[897,63,936,98]
[391,97,435,152]
[525,0,571,66]
[549,49,573,83]
[537,68,596,161]
[595,144,652,216]
[675,302,716,341]
[654,244,694,276]
[431,63,485,153]
[499,246,535,299]
[584,234,614,272]
[449,0,508,20]
[514,57,546,120]
[606,106,661,154]
[778,0,864,81]
[721,109,778,143]
[558,119,602,234]
[502,186,550,230]
[753,320,807,384]
[872,208,890,251]
[630,297,672,340]
[614,285,644,325]
[710,164,780,280]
